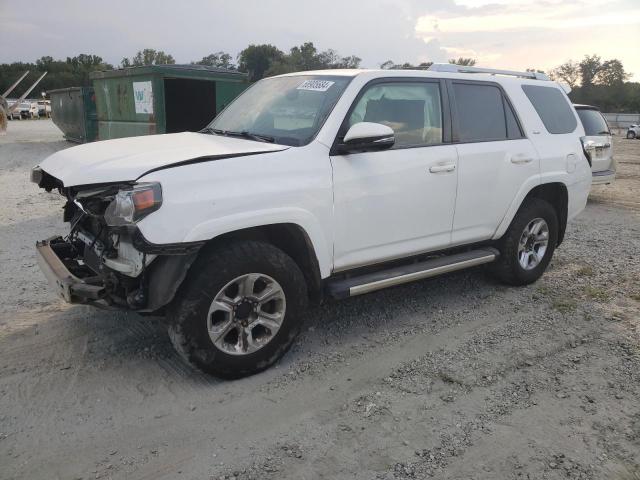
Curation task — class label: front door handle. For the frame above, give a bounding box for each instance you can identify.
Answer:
[429,164,456,173]
[510,156,534,165]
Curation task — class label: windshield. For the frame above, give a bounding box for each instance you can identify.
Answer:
[207,75,352,146]
[576,108,610,135]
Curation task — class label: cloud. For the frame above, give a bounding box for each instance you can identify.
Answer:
[415,11,640,34]
[0,0,637,80]
[412,0,640,78]
[441,46,501,63]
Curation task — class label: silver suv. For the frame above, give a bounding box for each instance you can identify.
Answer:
[574,104,616,185]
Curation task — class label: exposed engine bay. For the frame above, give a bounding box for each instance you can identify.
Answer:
[32,168,201,312]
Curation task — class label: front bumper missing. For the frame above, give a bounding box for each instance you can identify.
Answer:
[36,237,106,304]
[36,235,201,313]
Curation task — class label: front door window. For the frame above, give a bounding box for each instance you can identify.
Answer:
[347,82,443,147]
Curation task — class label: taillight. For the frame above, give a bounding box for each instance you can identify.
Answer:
[580,137,612,168]
[581,138,593,167]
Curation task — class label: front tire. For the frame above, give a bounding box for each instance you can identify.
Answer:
[489,198,558,286]
[627,131,636,139]
[168,240,307,378]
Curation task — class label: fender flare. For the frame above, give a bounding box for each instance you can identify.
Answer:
[182,207,332,278]
[492,173,570,240]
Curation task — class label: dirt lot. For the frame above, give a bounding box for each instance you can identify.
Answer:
[1,120,639,480]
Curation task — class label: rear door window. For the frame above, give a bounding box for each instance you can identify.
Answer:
[522,85,577,134]
[452,83,522,142]
[576,108,610,135]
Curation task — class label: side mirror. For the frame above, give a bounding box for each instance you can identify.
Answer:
[337,122,395,154]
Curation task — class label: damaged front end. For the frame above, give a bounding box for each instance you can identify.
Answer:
[32,167,202,313]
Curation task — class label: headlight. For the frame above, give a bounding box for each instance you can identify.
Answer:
[104,182,162,226]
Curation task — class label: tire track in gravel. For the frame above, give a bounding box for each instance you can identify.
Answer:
[406,332,640,480]
[258,271,508,392]
[0,281,511,480]
[6,259,634,480]
[4,322,92,464]
[212,297,640,480]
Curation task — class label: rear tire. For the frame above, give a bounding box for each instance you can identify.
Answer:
[489,198,558,286]
[628,131,636,139]
[168,240,307,378]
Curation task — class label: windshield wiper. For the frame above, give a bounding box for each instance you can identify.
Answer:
[204,127,275,143]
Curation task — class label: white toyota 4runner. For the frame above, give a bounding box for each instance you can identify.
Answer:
[32,64,592,378]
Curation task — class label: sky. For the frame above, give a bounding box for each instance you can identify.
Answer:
[1,0,638,80]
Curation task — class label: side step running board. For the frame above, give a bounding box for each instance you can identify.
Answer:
[327,248,499,299]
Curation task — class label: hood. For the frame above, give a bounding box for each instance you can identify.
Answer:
[38,132,290,186]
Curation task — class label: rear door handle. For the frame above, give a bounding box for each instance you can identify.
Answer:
[429,164,456,173]
[510,156,534,164]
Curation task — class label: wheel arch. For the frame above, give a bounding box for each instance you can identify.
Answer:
[524,183,568,246]
[197,223,324,304]
[494,181,569,246]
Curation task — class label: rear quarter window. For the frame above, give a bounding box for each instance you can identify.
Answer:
[522,85,577,134]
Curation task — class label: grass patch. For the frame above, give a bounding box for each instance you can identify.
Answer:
[576,265,595,277]
[536,285,553,297]
[585,286,611,302]
[552,298,578,314]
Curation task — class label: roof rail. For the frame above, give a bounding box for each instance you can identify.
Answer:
[428,63,550,81]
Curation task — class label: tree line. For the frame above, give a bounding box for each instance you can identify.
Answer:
[550,55,639,113]
[0,45,637,112]
[0,43,362,95]
[0,43,477,96]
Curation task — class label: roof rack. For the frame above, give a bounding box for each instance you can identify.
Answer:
[428,63,550,81]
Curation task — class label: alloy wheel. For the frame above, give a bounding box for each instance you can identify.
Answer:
[517,218,549,270]
[207,273,286,355]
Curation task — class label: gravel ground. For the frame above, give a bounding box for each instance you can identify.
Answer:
[0,120,639,480]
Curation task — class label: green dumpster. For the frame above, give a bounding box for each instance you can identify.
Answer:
[90,65,248,141]
[49,87,98,143]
